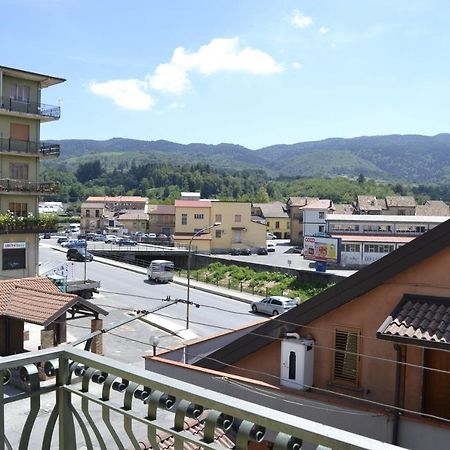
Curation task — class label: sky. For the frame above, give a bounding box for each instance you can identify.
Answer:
[2,0,450,149]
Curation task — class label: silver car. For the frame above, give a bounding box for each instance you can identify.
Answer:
[251,296,298,316]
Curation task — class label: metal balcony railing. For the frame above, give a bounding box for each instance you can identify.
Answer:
[0,346,405,449]
[0,138,60,157]
[0,96,60,119]
[0,179,58,195]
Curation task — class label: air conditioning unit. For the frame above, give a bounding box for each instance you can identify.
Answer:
[280,338,314,390]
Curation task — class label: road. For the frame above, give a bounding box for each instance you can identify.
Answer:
[39,238,264,365]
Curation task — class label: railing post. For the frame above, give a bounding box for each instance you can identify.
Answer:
[57,353,76,450]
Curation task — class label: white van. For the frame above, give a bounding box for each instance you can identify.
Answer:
[147,260,174,283]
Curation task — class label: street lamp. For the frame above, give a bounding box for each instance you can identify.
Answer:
[186,222,221,329]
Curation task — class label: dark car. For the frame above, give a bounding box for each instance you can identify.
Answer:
[67,248,93,262]
[43,233,52,239]
[240,248,252,256]
[57,237,68,245]
[257,247,268,255]
[230,248,241,256]
[118,238,137,246]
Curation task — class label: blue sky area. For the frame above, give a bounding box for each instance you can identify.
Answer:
[2,0,449,148]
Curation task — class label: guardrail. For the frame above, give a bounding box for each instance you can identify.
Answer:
[0,138,60,157]
[0,346,405,449]
[0,96,60,119]
[0,179,58,194]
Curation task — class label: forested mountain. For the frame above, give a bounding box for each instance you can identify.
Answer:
[47,134,450,183]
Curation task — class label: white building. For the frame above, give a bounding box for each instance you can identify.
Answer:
[302,199,334,236]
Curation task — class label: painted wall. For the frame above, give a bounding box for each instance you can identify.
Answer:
[175,205,211,234]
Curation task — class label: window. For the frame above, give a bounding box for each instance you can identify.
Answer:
[181,214,187,225]
[85,210,90,218]
[275,221,280,229]
[215,214,222,223]
[95,210,100,218]
[267,221,270,227]
[319,211,325,219]
[235,214,242,223]
[3,243,26,270]
[215,229,222,238]
[334,328,360,384]
[194,213,204,220]
[10,163,29,180]
[364,244,394,253]
[342,243,360,252]
[318,225,325,232]
[8,203,27,217]
[10,84,30,102]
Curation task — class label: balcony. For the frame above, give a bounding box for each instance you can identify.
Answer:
[0,346,404,449]
[0,212,58,234]
[0,138,60,158]
[0,96,60,121]
[0,179,58,195]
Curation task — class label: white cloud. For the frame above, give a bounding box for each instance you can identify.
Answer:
[149,37,283,94]
[292,62,302,70]
[168,101,186,109]
[319,27,330,35]
[291,10,313,29]
[90,79,155,110]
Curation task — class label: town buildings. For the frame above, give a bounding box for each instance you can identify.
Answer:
[0,65,63,279]
[252,201,290,239]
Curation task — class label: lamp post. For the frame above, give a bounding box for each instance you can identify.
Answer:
[186,222,221,329]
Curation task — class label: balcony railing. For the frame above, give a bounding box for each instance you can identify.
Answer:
[0,346,405,450]
[0,179,58,195]
[0,138,60,157]
[0,96,61,119]
[0,213,58,234]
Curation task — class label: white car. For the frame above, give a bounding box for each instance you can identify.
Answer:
[266,233,277,240]
[105,235,120,244]
[251,296,298,316]
[267,242,276,252]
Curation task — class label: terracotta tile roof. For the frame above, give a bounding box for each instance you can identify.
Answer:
[131,411,234,450]
[332,204,355,215]
[377,294,450,348]
[385,196,416,208]
[356,195,382,211]
[252,201,288,218]
[415,200,450,216]
[148,204,176,215]
[0,277,78,326]
[301,199,333,210]
[175,200,212,208]
[287,197,318,207]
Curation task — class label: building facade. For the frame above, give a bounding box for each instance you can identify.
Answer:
[252,201,290,239]
[0,65,63,278]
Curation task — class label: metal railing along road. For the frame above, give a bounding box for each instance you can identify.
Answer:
[0,346,405,449]
[0,138,60,157]
[0,96,61,119]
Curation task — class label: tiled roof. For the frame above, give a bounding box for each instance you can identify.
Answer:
[253,201,288,218]
[377,294,450,348]
[356,195,381,211]
[131,412,234,450]
[175,200,212,208]
[148,204,176,215]
[385,196,416,208]
[332,204,355,215]
[416,200,450,217]
[287,197,319,207]
[0,277,78,326]
[302,199,333,210]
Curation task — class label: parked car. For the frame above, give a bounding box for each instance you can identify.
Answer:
[43,233,51,239]
[67,248,93,262]
[57,237,68,245]
[292,246,303,254]
[92,234,106,241]
[230,248,241,256]
[118,238,137,246]
[266,232,277,240]
[66,239,87,249]
[251,296,298,316]
[146,233,157,239]
[105,235,120,244]
[267,242,276,252]
[257,247,268,255]
[157,233,168,239]
[240,248,252,256]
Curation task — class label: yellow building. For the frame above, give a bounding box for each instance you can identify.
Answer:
[0,66,63,278]
[252,201,290,239]
[173,200,266,253]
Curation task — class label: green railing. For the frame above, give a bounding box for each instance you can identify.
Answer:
[0,346,405,449]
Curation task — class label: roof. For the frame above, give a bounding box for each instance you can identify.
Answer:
[332,204,355,215]
[175,200,212,208]
[252,201,288,218]
[328,214,447,224]
[356,195,382,211]
[415,200,450,216]
[148,204,176,215]
[0,65,65,88]
[0,277,107,326]
[332,234,415,244]
[377,294,450,349]
[385,196,416,208]
[301,199,333,210]
[286,197,319,207]
[131,411,234,450]
[196,218,450,370]
[86,196,148,203]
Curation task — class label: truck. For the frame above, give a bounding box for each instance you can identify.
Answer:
[147,260,174,283]
[47,274,100,299]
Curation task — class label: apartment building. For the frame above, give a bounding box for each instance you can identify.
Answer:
[0,65,63,278]
[173,200,266,253]
[252,201,290,239]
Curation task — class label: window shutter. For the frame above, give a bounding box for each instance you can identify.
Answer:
[334,329,359,383]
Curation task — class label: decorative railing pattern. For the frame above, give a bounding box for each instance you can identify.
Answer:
[0,347,405,450]
[0,96,60,119]
[0,179,58,194]
[0,138,60,157]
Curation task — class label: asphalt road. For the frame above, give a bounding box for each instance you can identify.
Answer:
[39,238,264,365]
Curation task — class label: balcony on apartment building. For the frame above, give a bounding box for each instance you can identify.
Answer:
[0,178,58,195]
[0,346,403,450]
[0,96,61,121]
[0,138,60,158]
